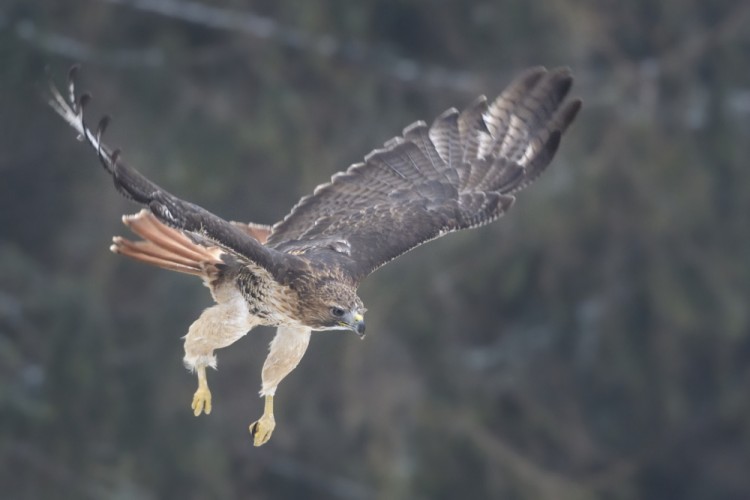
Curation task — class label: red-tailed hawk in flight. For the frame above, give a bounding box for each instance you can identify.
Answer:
[48,66,580,446]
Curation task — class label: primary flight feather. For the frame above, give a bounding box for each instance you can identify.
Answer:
[48,65,580,446]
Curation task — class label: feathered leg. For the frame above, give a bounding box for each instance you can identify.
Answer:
[109,209,258,416]
[183,297,260,416]
[249,325,311,446]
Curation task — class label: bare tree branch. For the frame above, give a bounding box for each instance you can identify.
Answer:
[14,19,163,68]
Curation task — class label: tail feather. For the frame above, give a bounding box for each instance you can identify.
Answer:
[111,236,206,276]
[123,209,212,264]
[111,209,223,277]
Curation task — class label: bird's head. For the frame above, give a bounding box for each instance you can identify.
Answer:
[300,279,366,337]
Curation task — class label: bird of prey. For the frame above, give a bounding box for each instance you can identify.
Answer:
[48,66,580,446]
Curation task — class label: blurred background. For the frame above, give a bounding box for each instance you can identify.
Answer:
[2,1,750,499]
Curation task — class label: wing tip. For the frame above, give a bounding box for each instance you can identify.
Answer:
[435,107,459,120]
[561,98,583,131]
[402,120,428,137]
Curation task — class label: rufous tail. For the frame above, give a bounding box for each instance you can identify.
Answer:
[110,209,223,276]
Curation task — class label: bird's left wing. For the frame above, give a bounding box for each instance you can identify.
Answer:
[266,67,581,283]
[47,66,291,276]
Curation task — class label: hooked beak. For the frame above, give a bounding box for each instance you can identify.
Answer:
[351,312,366,339]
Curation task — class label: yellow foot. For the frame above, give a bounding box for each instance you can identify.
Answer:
[249,413,275,446]
[192,365,212,416]
[250,395,275,446]
[191,386,212,416]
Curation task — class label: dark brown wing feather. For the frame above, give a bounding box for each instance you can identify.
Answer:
[47,67,296,279]
[267,67,581,282]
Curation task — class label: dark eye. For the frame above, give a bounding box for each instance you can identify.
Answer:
[331,307,346,317]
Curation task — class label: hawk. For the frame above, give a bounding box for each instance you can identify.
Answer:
[48,66,580,446]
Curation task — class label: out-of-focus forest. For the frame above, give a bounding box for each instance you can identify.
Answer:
[2,0,750,498]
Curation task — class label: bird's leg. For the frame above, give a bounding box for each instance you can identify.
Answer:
[191,365,212,416]
[249,395,275,446]
[183,300,257,416]
[248,326,312,446]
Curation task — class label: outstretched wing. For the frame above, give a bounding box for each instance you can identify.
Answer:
[47,66,296,278]
[266,67,581,282]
